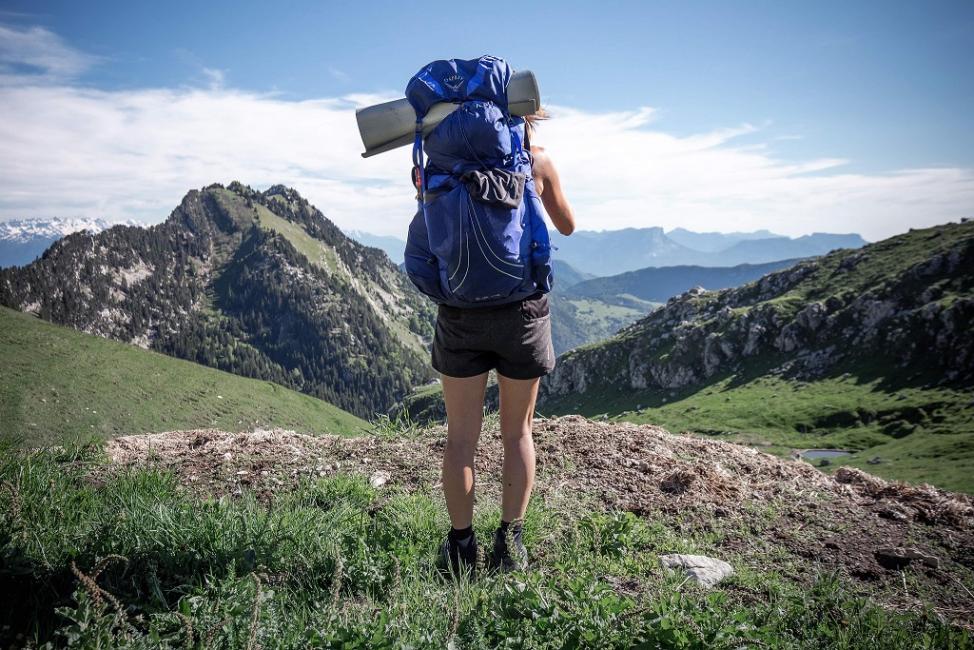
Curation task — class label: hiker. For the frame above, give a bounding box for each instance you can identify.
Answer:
[395,56,575,576]
[429,107,575,575]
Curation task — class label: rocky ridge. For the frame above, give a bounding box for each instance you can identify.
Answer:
[541,221,974,399]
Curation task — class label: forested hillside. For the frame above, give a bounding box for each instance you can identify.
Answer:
[0,183,437,418]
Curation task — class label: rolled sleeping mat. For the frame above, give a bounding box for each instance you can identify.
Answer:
[356,69,541,158]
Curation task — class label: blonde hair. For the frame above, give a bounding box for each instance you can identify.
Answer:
[524,105,549,137]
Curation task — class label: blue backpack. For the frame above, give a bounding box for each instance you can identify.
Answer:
[403,55,553,308]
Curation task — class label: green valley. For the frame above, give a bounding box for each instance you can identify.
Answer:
[542,368,974,494]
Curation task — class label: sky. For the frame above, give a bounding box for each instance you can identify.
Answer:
[0,1,972,241]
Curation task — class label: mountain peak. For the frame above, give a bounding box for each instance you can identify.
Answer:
[0,182,438,417]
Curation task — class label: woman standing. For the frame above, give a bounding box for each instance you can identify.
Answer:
[432,108,576,576]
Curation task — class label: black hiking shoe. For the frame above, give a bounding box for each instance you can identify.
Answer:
[486,521,528,574]
[436,531,478,579]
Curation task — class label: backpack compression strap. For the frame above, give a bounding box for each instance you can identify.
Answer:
[412,118,425,204]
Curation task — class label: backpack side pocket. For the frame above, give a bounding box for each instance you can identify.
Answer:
[404,207,448,303]
[523,184,553,293]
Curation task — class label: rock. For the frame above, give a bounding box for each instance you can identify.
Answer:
[874,546,940,570]
[703,333,723,376]
[775,323,801,353]
[859,299,897,330]
[743,323,766,356]
[867,456,882,465]
[717,306,733,323]
[876,506,909,522]
[795,301,827,331]
[719,339,736,358]
[369,470,391,488]
[660,554,734,588]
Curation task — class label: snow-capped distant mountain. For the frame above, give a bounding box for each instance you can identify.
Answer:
[0,218,141,267]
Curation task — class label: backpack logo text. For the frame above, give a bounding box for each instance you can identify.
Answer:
[443,74,465,91]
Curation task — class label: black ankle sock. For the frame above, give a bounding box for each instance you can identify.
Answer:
[449,525,474,544]
[498,520,523,537]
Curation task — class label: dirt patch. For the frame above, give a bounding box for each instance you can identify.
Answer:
[103,415,974,627]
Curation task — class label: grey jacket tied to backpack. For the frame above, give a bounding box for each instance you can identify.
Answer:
[460,169,527,210]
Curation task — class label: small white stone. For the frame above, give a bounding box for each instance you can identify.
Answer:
[369,470,391,488]
[660,554,734,588]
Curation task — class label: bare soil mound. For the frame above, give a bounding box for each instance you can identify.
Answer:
[104,415,974,625]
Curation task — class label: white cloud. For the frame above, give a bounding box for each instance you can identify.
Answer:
[0,27,971,242]
[535,105,973,240]
[201,67,226,89]
[0,24,99,81]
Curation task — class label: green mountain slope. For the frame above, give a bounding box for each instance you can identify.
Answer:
[0,183,437,419]
[0,306,367,446]
[549,292,655,355]
[550,259,595,288]
[548,259,802,355]
[540,220,974,493]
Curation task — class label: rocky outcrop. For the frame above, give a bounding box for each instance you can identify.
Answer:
[541,221,974,402]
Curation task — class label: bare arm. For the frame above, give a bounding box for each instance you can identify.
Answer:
[531,147,576,236]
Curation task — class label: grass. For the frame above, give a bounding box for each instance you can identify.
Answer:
[252,201,340,274]
[563,297,653,332]
[0,306,368,446]
[1,443,969,649]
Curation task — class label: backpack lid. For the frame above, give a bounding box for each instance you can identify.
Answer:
[405,55,512,120]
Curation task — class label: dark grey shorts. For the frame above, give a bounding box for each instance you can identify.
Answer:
[431,292,556,379]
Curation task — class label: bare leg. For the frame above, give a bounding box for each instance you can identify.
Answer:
[440,371,489,529]
[497,373,540,522]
